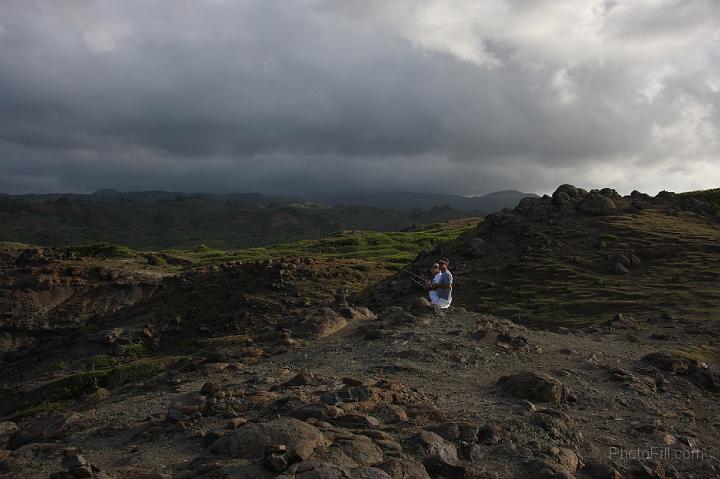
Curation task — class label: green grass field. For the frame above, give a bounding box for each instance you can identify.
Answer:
[2,217,479,273]
[192,218,479,267]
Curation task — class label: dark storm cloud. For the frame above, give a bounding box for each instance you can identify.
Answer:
[0,0,718,196]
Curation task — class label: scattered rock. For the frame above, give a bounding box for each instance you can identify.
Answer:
[296,308,349,338]
[284,372,315,387]
[8,412,80,449]
[207,417,328,461]
[226,418,248,429]
[379,458,430,479]
[642,351,689,374]
[496,372,567,403]
[334,435,384,466]
[334,412,381,429]
[477,424,501,445]
[582,461,622,479]
[525,459,576,479]
[415,430,458,469]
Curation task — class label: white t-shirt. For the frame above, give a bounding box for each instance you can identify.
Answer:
[428,272,442,302]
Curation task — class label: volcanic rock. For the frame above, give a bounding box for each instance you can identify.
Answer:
[296,308,349,338]
[8,412,80,449]
[497,372,567,403]
[642,351,689,374]
[207,417,328,461]
[579,193,616,216]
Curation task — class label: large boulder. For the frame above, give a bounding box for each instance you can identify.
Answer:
[552,185,580,203]
[496,372,567,403]
[579,194,616,216]
[379,458,430,479]
[295,308,349,338]
[207,417,329,461]
[598,188,621,200]
[642,351,689,374]
[333,435,384,467]
[414,430,458,466]
[8,413,80,449]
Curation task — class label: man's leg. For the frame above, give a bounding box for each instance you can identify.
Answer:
[435,298,451,309]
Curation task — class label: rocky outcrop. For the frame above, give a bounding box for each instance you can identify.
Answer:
[0,251,160,332]
[8,412,80,450]
[208,417,329,461]
[579,193,616,216]
[295,308,349,338]
[496,372,568,403]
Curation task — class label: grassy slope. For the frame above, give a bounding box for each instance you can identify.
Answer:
[681,188,720,213]
[457,202,720,326]
[184,218,479,267]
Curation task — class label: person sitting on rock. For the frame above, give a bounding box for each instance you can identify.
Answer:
[427,263,441,303]
[429,258,452,308]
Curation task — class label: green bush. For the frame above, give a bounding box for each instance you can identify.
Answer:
[121,343,148,359]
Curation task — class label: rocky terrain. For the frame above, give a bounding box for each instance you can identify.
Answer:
[0,186,719,478]
[365,185,720,326]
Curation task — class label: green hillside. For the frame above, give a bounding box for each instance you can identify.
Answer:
[184,218,479,267]
[0,195,473,250]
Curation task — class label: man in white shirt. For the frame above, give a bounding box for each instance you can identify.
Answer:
[429,258,452,309]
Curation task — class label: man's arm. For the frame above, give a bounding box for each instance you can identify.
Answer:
[431,273,452,289]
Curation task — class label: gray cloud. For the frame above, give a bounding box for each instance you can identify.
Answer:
[0,0,718,197]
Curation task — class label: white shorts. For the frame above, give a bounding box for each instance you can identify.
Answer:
[428,291,438,303]
[431,296,452,309]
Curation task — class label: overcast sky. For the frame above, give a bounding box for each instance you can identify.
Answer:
[1,0,718,197]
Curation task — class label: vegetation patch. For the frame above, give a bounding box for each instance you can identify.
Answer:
[10,357,177,419]
[196,218,479,267]
[681,188,720,211]
[671,346,720,364]
[120,343,149,359]
[67,242,136,259]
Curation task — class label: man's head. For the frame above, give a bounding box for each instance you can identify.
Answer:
[438,258,449,272]
[431,263,440,275]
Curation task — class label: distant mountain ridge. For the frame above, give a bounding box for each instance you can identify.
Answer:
[4,189,538,212]
[327,190,539,212]
[7,189,300,207]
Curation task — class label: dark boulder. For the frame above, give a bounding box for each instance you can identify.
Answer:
[8,413,80,450]
[579,193,616,216]
[552,185,580,202]
[642,351,689,374]
[497,371,567,403]
[207,417,328,461]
